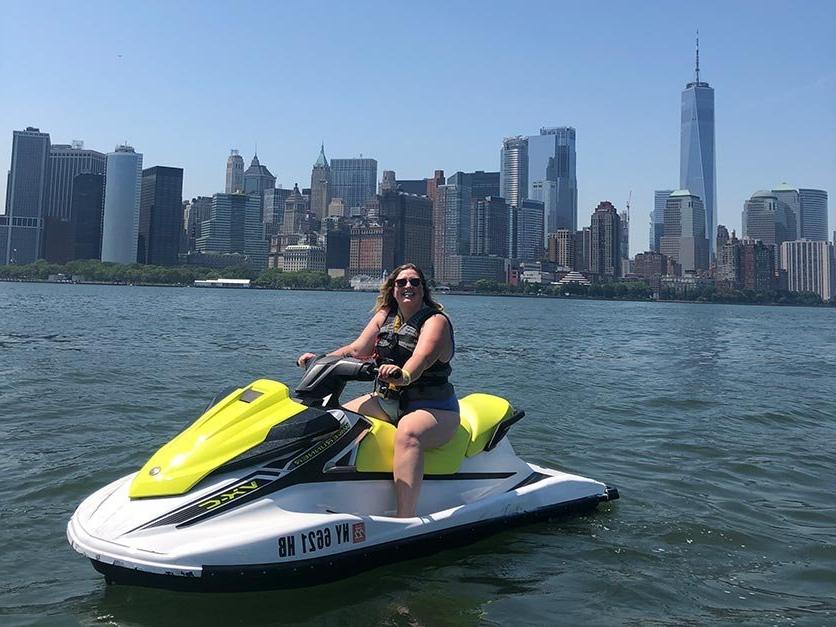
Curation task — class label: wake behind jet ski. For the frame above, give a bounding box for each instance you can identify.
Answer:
[67,356,619,591]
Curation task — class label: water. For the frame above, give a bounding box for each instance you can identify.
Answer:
[1,282,834,626]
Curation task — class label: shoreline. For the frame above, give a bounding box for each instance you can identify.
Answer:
[2,277,832,309]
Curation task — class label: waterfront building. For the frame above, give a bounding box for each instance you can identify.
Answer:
[225,150,244,194]
[470,196,509,258]
[547,229,575,269]
[742,190,796,249]
[281,244,326,272]
[45,142,106,222]
[71,173,105,260]
[590,201,621,278]
[445,255,506,286]
[0,127,51,264]
[433,184,472,282]
[527,127,577,231]
[680,37,717,255]
[309,145,331,219]
[574,227,591,272]
[183,196,213,253]
[379,190,433,271]
[500,136,528,208]
[771,184,801,240]
[798,189,828,241]
[195,192,267,270]
[349,223,395,277]
[661,190,708,273]
[740,239,775,291]
[138,166,184,266]
[281,184,307,235]
[330,158,377,213]
[634,251,676,278]
[650,189,674,253]
[101,144,143,264]
[780,240,835,301]
[515,199,545,262]
[620,209,630,273]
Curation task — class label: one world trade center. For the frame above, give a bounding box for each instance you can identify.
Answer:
[680,35,716,255]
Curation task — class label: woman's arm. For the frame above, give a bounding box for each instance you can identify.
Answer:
[298,309,388,367]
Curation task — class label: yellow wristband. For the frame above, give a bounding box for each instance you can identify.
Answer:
[400,369,412,386]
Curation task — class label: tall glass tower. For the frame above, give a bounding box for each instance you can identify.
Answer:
[680,35,716,255]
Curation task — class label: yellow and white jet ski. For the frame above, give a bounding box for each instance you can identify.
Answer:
[67,357,619,591]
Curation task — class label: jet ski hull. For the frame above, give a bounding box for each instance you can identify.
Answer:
[67,461,618,592]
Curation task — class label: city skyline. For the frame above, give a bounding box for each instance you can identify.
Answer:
[1,1,834,254]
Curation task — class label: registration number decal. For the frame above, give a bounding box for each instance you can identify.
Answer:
[278,521,366,558]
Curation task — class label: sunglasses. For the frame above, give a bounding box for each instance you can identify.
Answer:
[394,278,422,288]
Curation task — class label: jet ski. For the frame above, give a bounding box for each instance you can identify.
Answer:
[67,356,619,591]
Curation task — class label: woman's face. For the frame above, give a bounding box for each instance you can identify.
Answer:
[393,268,423,308]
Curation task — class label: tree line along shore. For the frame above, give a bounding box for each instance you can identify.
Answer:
[0,259,831,307]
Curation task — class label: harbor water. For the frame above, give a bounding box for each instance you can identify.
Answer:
[0,282,834,625]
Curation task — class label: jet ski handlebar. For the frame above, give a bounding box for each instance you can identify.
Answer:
[295,356,387,408]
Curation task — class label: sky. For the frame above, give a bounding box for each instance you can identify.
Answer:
[1,0,834,254]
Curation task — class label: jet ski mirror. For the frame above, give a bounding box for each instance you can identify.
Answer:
[294,357,377,408]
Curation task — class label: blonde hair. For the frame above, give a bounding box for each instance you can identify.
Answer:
[373,263,443,314]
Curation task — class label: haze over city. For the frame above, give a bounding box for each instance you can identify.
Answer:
[1,0,834,253]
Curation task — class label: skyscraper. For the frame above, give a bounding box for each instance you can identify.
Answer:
[243,154,276,203]
[470,196,509,258]
[446,171,500,202]
[742,190,796,249]
[183,196,213,253]
[0,127,51,264]
[680,36,716,255]
[499,136,528,208]
[798,189,828,241]
[780,240,835,301]
[771,184,801,240]
[71,173,105,260]
[433,184,472,282]
[590,201,621,277]
[661,190,708,273]
[196,193,267,270]
[515,199,545,262]
[380,170,397,193]
[101,144,143,264]
[650,190,674,253]
[138,166,184,266]
[330,158,377,213]
[379,190,433,271]
[45,142,106,221]
[282,184,307,235]
[225,150,244,194]
[528,127,577,231]
[309,144,331,219]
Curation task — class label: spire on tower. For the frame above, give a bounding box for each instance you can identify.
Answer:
[695,30,700,83]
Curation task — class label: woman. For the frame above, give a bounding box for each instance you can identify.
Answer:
[297,263,459,518]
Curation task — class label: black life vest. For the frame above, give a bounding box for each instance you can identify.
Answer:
[375,305,454,402]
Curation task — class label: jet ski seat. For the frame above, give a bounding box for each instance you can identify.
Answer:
[355,393,515,475]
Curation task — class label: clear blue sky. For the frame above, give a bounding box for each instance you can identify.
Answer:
[2,0,834,253]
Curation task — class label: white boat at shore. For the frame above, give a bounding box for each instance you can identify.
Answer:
[193,278,251,289]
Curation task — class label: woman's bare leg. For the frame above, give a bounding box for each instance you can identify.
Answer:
[342,394,390,421]
[393,409,459,518]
